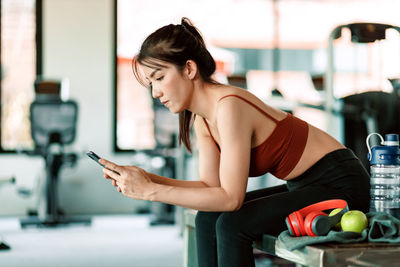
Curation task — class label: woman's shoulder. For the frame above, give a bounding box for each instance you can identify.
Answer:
[214,91,258,129]
[214,86,270,106]
[215,87,275,115]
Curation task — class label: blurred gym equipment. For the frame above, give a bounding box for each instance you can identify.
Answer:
[20,78,91,227]
[148,98,179,225]
[326,23,400,170]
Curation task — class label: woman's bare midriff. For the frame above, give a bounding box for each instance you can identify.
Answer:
[282,124,345,180]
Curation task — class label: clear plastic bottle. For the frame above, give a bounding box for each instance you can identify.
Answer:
[367,133,400,218]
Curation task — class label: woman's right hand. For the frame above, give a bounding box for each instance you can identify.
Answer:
[100,159,157,200]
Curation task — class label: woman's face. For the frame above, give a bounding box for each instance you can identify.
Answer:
[140,60,193,113]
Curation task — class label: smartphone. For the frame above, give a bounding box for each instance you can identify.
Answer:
[86,151,120,175]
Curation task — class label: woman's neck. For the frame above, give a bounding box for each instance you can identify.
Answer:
[187,81,224,121]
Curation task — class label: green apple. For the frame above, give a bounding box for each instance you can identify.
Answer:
[329,208,343,230]
[340,210,368,234]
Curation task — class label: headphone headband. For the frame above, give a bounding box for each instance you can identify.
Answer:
[297,199,348,217]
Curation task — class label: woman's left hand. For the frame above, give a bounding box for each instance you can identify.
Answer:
[99,158,155,200]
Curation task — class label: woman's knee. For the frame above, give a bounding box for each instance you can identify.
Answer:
[195,211,221,231]
[215,211,252,241]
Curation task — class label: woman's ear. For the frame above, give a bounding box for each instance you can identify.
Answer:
[185,60,198,80]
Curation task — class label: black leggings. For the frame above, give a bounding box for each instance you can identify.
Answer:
[195,149,370,267]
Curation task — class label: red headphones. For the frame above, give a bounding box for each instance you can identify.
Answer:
[285,199,348,237]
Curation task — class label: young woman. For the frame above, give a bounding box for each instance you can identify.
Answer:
[100,17,370,267]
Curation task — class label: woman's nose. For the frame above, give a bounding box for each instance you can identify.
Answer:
[151,86,162,99]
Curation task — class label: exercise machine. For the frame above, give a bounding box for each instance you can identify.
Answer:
[325,23,400,169]
[20,79,91,227]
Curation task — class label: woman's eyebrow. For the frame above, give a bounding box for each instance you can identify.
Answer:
[150,68,161,78]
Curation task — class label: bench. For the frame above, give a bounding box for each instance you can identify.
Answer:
[183,209,400,267]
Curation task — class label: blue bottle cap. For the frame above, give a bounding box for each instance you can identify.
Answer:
[370,146,400,165]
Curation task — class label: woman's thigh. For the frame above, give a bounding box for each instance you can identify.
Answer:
[244,183,288,202]
[217,184,347,238]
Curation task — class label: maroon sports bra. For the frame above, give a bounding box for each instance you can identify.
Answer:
[202,94,309,179]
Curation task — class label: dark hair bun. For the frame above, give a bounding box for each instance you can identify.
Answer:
[180,17,206,47]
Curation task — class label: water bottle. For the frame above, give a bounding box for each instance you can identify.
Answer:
[367,133,400,218]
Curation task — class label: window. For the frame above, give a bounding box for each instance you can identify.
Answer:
[0,0,41,152]
[114,0,155,151]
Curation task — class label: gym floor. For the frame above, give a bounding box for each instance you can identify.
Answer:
[0,214,292,267]
[0,215,182,267]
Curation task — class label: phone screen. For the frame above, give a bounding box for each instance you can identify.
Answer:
[86,151,120,175]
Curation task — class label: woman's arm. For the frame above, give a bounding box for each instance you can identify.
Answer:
[149,99,252,211]
[145,172,208,188]
[101,98,253,211]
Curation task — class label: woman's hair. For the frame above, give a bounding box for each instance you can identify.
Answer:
[133,17,218,153]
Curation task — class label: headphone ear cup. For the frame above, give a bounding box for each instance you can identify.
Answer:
[290,211,307,236]
[304,211,327,236]
[285,217,295,236]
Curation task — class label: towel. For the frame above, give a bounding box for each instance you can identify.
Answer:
[278,212,400,251]
[278,229,367,251]
[367,212,400,243]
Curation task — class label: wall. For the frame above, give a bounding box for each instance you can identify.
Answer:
[0,0,147,216]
